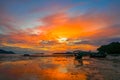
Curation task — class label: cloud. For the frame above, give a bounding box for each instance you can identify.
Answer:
[0,1,18,34]
[0,0,120,53]
[40,12,68,26]
[1,9,119,52]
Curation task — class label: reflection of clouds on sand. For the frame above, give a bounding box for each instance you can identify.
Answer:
[58,67,68,73]
[0,57,87,80]
[0,56,120,80]
[1,56,119,80]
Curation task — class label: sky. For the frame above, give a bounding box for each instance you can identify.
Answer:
[0,0,120,54]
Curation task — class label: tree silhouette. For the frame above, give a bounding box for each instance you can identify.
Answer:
[97,42,120,54]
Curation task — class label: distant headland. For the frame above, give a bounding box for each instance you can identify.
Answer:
[0,49,15,54]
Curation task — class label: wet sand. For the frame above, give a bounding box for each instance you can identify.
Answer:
[0,55,120,80]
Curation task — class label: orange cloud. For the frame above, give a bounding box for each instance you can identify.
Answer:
[0,10,120,53]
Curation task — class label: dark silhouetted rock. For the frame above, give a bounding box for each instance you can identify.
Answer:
[90,52,107,58]
[23,54,30,56]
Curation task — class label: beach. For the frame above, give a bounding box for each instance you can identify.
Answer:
[0,54,120,80]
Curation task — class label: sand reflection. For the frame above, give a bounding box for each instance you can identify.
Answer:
[0,57,90,80]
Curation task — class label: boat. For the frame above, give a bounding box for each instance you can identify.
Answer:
[73,50,84,59]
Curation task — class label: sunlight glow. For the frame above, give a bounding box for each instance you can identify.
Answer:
[57,37,68,43]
